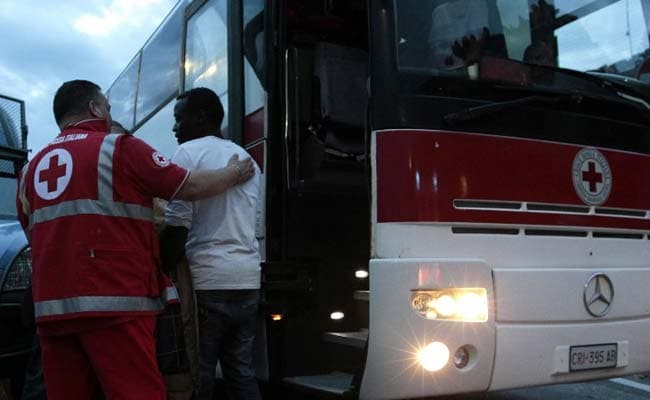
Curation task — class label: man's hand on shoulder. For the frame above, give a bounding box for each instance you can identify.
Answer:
[227,154,255,184]
[176,155,256,201]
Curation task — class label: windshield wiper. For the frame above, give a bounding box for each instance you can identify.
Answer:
[444,93,583,125]
[527,64,650,111]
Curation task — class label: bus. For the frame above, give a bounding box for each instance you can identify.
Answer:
[107,0,650,398]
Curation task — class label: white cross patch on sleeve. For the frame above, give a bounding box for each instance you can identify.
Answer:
[152,151,170,167]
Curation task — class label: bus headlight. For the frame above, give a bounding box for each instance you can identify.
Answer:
[410,288,488,322]
[417,342,449,372]
[2,247,32,291]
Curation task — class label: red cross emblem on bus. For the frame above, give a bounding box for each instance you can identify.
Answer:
[581,161,602,193]
[38,154,67,193]
[572,148,611,206]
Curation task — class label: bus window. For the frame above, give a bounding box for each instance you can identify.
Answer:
[136,2,183,125]
[185,0,228,97]
[107,54,140,131]
[638,57,650,82]
[497,0,532,61]
[244,0,265,116]
[556,0,649,72]
[185,0,229,131]
[135,100,178,159]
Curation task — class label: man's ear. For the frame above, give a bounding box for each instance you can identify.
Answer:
[89,100,103,119]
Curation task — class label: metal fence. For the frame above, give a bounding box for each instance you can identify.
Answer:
[0,94,28,177]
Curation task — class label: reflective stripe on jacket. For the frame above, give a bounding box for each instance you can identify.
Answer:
[19,121,180,323]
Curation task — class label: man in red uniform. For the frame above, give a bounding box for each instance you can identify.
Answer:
[15,80,254,400]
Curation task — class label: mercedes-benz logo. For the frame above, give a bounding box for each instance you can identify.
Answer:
[583,273,614,317]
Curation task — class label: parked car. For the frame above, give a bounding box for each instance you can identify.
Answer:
[0,94,31,397]
[0,194,31,394]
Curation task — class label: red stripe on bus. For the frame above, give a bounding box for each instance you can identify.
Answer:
[244,107,264,145]
[376,129,650,229]
[246,141,264,173]
[243,107,265,173]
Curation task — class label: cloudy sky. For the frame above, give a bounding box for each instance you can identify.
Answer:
[0,0,177,155]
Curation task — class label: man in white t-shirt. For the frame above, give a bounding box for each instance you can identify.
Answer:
[161,87,262,400]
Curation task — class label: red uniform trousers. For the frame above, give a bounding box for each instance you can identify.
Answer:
[39,316,166,400]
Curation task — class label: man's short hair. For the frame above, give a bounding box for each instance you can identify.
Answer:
[177,87,225,128]
[53,80,102,125]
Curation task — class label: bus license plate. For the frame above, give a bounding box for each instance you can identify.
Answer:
[569,344,617,371]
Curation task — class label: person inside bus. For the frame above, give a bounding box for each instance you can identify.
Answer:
[428,0,506,71]
[161,87,262,400]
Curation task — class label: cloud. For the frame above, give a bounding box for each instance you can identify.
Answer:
[74,0,171,37]
[0,0,177,154]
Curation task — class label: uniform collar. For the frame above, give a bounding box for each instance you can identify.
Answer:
[61,119,108,134]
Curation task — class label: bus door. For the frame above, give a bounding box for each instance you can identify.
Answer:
[260,0,373,396]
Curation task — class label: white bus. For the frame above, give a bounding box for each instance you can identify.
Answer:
[107,0,650,398]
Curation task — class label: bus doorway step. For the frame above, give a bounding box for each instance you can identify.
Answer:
[322,330,368,348]
[283,372,357,399]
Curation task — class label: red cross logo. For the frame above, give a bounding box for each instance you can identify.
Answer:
[34,149,73,200]
[581,161,602,193]
[38,154,67,193]
[152,151,170,167]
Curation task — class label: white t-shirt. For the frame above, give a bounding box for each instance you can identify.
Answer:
[165,135,261,290]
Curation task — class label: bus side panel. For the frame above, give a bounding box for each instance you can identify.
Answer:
[375,129,650,229]
[360,259,495,400]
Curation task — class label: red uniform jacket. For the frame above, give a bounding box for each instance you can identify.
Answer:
[16,119,188,324]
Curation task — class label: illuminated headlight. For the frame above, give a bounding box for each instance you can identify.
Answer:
[410,288,488,322]
[2,247,32,291]
[417,342,449,371]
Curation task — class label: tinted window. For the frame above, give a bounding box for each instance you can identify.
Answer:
[136,4,183,124]
[107,55,140,131]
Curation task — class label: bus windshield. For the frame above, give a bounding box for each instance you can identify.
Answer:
[395,0,650,90]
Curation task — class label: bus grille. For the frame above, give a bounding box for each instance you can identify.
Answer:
[452,199,650,239]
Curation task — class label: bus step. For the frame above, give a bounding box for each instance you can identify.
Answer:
[323,329,368,348]
[353,290,369,301]
[283,371,355,397]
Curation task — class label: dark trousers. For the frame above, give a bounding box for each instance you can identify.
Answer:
[196,290,261,400]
